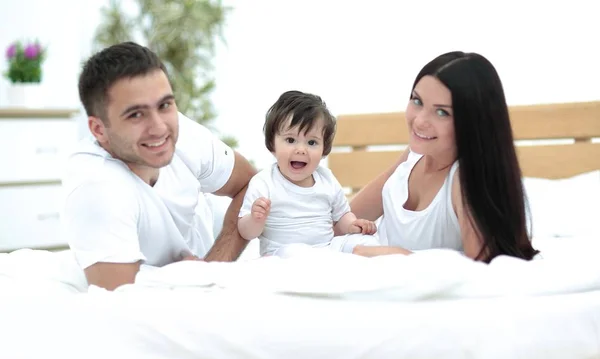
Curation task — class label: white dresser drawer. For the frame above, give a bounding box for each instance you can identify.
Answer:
[0,119,78,183]
[0,184,65,251]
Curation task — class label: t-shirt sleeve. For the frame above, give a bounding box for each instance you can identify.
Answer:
[62,181,144,269]
[175,112,235,193]
[328,170,351,222]
[238,173,270,218]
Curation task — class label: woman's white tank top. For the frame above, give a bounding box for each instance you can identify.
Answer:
[378,150,463,251]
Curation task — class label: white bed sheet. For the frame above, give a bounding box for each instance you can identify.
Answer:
[0,235,599,359]
[1,285,599,359]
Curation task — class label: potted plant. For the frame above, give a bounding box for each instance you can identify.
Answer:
[4,40,46,107]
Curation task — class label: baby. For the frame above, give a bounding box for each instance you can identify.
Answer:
[238,90,379,256]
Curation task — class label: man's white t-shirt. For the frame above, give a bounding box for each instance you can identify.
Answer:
[61,113,235,269]
[239,163,350,256]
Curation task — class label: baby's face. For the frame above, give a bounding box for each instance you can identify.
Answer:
[272,118,324,187]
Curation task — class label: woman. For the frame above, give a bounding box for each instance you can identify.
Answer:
[350,51,539,263]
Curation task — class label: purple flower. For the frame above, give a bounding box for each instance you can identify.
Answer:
[24,44,39,59]
[6,44,16,59]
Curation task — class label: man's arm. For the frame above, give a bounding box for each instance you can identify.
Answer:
[63,181,145,291]
[204,151,257,261]
[84,262,141,291]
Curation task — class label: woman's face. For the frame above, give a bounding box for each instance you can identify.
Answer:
[405,75,456,157]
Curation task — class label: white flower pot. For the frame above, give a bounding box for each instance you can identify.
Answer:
[6,82,43,108]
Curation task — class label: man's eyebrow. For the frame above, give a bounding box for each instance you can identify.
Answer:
[120,94,175,117]
[120,104,148,117]
[159,94,175,103]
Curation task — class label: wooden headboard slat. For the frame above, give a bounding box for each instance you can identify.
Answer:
[329,143,600,190]
[334,113,406,147]
[516,142,600,178]
[510,101,600,140]
[333,101,600,147]
[328,151,399,189]
[330,100,600,193]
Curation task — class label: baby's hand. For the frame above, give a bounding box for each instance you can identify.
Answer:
[251,197,271,222]
[348,219,377,235]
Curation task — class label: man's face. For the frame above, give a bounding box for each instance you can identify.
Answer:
[92,69,179,172]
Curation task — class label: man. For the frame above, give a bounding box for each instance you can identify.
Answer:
[62,41,256,290]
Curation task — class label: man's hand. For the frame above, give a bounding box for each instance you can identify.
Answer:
[251,197,271,222]
[348,219,377,235]
[180,254,204,261]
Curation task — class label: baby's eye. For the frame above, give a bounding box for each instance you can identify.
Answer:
[285,137,295,144]
[308,140,318,146]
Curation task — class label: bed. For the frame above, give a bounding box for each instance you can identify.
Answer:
[0,100,599,359]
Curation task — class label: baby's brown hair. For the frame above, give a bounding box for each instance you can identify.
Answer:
[263,90,336,156]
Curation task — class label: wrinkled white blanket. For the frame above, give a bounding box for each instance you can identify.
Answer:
[1,236,599,300]
[120,238,600,300]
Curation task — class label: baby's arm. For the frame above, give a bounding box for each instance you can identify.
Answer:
[237,175,271,240]
[329,170,377,236]
[334,212,377,235]
[238,197,271,240]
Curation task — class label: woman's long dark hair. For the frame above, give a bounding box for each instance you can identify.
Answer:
[412,51,539,262]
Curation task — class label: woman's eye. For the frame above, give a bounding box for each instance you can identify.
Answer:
[436,109,450,117]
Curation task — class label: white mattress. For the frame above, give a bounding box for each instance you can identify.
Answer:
[0,235,599,358]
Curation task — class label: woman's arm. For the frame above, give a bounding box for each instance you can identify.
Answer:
[451,170,486,260]
[353,171,484,260]
[352,245,412,257]
[350,148,411,221]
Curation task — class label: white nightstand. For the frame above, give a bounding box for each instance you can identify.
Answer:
[0,108,79,252]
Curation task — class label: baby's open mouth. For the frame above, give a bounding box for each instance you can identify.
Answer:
[290,161,307,169]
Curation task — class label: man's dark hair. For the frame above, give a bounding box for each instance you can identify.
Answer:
[263,90,337,156]
[78,41,168,124]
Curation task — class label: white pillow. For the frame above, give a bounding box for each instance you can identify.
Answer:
[523,170,600,238]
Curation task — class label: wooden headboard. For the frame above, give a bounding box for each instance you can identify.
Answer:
[329,100,600,195]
